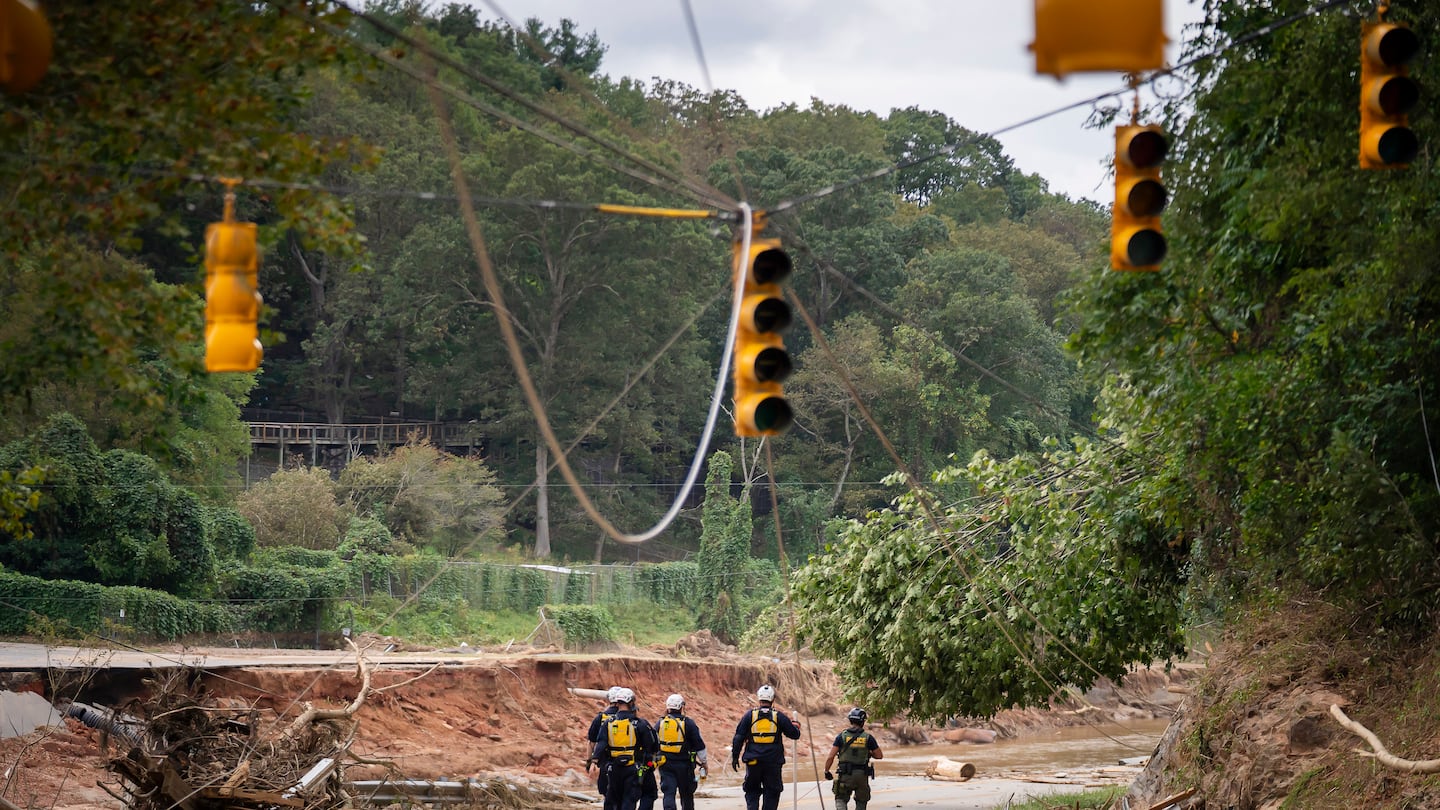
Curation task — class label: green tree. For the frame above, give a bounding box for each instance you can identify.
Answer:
[0,414,217,596]
[695,451,752,644]
[237,467,349,550]
[794,0,1440,720]
[337,442,504,555]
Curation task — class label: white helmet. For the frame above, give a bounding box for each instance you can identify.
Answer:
[756,684,776,702]
[666,693,685,711]
[607,686,626,704]
[616,687,636,704]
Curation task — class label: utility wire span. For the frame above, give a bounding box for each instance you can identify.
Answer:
[323,0,739,213]
[2,152,742,221]
[279,3,721,213]
[425,55,751,547]
[767,0,1360,216]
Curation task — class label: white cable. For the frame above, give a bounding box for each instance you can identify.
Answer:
[608,203,754,542]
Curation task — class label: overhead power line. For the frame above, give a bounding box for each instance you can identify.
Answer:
[768,0,1360,215]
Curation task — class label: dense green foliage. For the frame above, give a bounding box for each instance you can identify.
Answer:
[1069,1,1440,618]
[0,414,224,596]
[799,0,1440,719]
[545,603,618,647]
[0,2,1155,700]
[0,570,232,638]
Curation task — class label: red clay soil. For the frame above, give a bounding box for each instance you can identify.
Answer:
[0,645,1191,810]
[0,650,848,810]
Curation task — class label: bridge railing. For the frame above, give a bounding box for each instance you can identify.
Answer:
[248,422,486,448]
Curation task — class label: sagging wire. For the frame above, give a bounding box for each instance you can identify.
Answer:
[424,49,749,546]
[767,0,1360,216]
[1,153,740,222]
[324,0,738,213]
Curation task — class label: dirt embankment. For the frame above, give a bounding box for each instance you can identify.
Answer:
[1,637,1193,810]
[1124,600,1440,809]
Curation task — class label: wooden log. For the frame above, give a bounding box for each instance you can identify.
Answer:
[1147,787,1197,810]
[924,757,977,781]
[199,787,305,807]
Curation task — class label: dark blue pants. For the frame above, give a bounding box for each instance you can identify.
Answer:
[742,760,785,810]
[659,763,697,810]
[603,762,643,810]
[641,763,657,810]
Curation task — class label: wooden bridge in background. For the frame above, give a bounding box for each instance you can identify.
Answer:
[246,419,489,469]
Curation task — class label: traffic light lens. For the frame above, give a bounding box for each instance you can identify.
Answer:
[752,347,793,384]
[1125,230,1167,267]
[1123,130,1168,169]
[750,297,792,334]
[751,247,792,285]
[205,274,261,319]
[752,396,794,433]
[1373,25,1420,67]
[1123,178,1167,217]
[1375,127,1419,165]
[1375,76,1419,116]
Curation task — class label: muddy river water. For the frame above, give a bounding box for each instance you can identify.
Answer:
[691,718,1172,809]
[875,717,1170,775]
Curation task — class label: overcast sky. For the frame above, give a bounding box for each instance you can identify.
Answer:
[481,0,1206,203]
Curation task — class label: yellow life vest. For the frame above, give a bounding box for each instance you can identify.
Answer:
[750,708,778,744]
[607,716,638,759]
[658,715,687,754]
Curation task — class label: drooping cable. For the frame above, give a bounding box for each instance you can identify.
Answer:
[425,51,752,545]
[326,0,738,212]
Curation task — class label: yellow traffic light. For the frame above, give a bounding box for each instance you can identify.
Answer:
[1359,21,1420,170]
[0,0,52,94]
[1111,124,1168,272]
[1031,0,1166,79]
[732,234,794,437]
[204,221,263,372]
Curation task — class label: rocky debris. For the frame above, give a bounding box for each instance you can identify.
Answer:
[670,630,732,659]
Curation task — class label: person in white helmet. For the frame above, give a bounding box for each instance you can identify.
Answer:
[730,684,801,810]
[586,687,627,799]
[653,693,707,810]
[593,687,658,810]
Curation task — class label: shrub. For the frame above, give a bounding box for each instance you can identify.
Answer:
[545,604,616,648]
[237,467,348,549]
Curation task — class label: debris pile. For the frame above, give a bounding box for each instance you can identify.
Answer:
[107,665,356,810]
[100,646,590,810]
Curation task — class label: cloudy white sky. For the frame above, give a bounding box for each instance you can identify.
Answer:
[485,0,1207,202]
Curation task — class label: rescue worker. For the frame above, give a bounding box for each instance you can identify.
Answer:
[592,687,658,810]
[822,707,884,810]
[586,686,625,799]
[653,693,707,810]
[730,684,802,810]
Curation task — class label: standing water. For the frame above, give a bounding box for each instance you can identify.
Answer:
[875,718,1170,775]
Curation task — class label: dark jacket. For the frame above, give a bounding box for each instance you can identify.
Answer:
[594,708,658,765]
[731,704,801,765]
[653,711,706,766]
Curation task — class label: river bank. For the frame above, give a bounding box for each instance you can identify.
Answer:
[0,638,1188,809]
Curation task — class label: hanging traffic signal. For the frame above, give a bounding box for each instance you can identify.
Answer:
[1111,124,1168,271]
[0,0,52,94]
[732,231,794,437]
[1031,0,1166,79]
[1359,21,1420,170]
[204,219,263,372]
